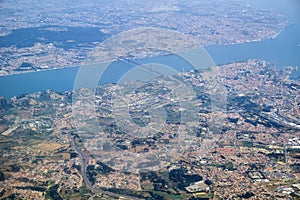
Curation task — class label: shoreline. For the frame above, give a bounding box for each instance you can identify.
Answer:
[0,23,291,78]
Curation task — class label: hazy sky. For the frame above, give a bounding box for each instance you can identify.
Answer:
[237,0,300,21]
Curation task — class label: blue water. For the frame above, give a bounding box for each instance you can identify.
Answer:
[0,26,107,50]
[0,0,299,98]
[206,0,300,78]
[0,67,79,97]
[0,55,197,97]
[206,24,300,67]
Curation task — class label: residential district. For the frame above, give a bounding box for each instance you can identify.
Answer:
[0,59,299,199]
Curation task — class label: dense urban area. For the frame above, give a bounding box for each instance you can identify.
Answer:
[0,0,299,199]
[0,60,299,199]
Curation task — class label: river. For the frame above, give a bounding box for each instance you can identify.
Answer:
[0,0,299,98]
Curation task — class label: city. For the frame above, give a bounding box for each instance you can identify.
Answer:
[0,59,299,199]
[0,0,299,199]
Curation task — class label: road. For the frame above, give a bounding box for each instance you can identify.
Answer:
[69,133,144,200]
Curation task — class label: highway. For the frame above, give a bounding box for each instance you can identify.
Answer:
[69,133,144,200]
